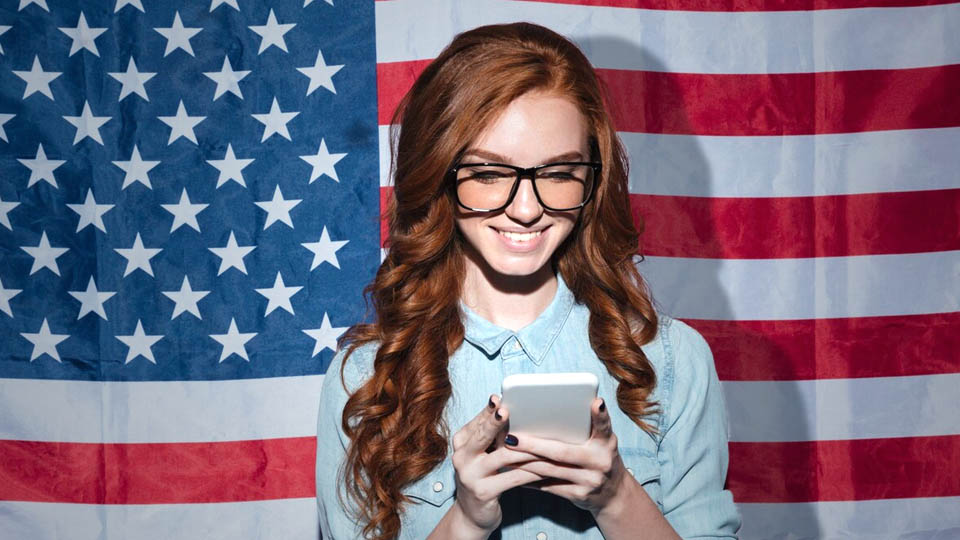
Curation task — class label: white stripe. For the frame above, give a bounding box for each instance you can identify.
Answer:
[737,497,960,540]
[638,251,960,321]
[381,125,960,196]
[625,128,960,197]
[376,0,960,74]
[0,499,317,540]
[0,375,324,443]
[723,374,960,443]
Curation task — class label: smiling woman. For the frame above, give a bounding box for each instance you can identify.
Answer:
[316,22,740,540]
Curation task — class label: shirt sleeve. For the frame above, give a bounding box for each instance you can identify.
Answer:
[657,319,742,538]
[316,345,371,539]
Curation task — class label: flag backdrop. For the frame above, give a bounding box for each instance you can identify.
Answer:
[1,0,958,538]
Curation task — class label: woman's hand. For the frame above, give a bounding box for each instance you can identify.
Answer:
[503,397,634,516]
[444,395,543,536]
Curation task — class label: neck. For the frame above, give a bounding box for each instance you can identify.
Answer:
[460,248,558,332]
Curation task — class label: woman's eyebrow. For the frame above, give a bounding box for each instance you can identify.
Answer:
[462,149,585,163]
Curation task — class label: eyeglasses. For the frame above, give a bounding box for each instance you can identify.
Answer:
[450,161,601,212]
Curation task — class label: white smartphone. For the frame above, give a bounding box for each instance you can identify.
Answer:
[500,372,599,444]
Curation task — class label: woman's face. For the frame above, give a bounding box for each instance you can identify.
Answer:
[455,91,589,279]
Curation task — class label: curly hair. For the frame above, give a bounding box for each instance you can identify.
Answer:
[338,22,659,540]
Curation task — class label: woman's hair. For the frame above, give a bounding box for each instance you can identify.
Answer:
[338,22,659,540]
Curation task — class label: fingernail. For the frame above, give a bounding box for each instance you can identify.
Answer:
[488,397,495,409]
[504,434,518,446]
[495,409,503,421]
[599,399,606,412]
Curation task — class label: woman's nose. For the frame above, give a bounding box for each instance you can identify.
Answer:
[504,178,544,223]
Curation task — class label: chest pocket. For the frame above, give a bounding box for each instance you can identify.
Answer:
[620,447,662,511]
[402,457,457,507]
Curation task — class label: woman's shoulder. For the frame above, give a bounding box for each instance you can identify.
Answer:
[321,340,379,399]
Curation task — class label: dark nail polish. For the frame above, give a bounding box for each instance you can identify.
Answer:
[504,434,518,447]
[495,409,503,421]
[488,398,495,409]
[599,399,606,412]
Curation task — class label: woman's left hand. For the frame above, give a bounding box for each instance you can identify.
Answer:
[503,397,633,516]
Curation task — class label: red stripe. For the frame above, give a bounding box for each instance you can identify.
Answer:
[632,189,960,259]
[0,437,315,504]
[518,0,959,12]
[378,61,960,135]
[728,435,960,502]
[685,312,960,381]
[379,187,960,259]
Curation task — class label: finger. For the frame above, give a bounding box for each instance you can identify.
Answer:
[479,446,540,476]
[481,467,543,498]
[590,397,613,440]
[453,394,499,451]
[512,459,596,486]
[503,433,590,467]
[466,402,509,454]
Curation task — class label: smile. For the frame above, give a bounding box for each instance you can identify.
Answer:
[497,229,542,242]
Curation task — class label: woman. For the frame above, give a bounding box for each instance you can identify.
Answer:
[316,22,740,540]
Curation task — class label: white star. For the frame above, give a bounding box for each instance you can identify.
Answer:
[161,188,208,233]
[67,188,114,233]
[13,56,61,100]
[158,100,205,145]
[301,139,347,183]
[302,227,348,270]
[210,318,257,362]
[115,0,144,12]
[115,232,162,277]
[116,320,163,364]
[162,276,210,319]
[206,143,254,188]
[209,231,255,275]
[154,11,202,57]
[255,185,301,229]
[297,49,343,96]
[59,12,107,57]
[248,9,295,54]
[0,26,10,55]
[252,97,298,142]
[204,56,250,100]
[109,57,156,101]
[210,0,239,11]
[20,319,69,362]
[0,113,13,142]
[68,276,115,320]
[255,272,302,316]
[18,0,49,12]
[112,145,160,190]
[0,197,18,230]
[0,277,22,317]
[22,231,69,276]
[63,101,111,145]
[18,144,66,189]
[303,313,347,357]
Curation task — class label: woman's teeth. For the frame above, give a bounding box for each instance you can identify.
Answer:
[498,230,542,242]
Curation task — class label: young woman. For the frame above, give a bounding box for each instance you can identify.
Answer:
[316,22,740,540]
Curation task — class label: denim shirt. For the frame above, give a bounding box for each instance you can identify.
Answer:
[316,277,741,539]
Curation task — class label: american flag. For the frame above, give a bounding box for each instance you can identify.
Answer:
[1,0,958,539]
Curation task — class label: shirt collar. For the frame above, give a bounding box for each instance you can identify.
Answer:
[460,275,576,365]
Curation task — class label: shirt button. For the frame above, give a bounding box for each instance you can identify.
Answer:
[432,481,443,492]
[536,533,547,540]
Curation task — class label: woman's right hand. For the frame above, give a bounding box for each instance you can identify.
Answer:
[445,395,542,536]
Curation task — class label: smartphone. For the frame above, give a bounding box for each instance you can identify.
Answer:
[500,372,599,444]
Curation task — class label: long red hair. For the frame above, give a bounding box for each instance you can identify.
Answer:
[338,22,659,540]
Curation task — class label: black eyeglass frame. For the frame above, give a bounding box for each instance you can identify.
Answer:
[449,161,602,212]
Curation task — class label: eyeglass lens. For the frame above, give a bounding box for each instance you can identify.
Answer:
[455,164,594,211]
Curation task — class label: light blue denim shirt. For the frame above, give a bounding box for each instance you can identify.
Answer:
[316,277,741,539]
